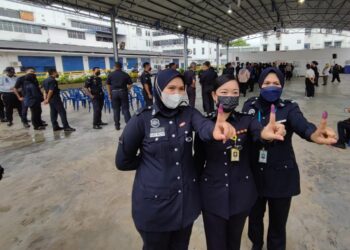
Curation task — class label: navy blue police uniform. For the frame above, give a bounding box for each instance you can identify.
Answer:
[43,76,70,129]
[183,69,196,108]
[199,67,217,116]
[140,71,153,106]
[14,75,29,124]
[85,75,105,126]
[106,69,132,129]
[194,112,261,250]
[116,69,216,250]
[242,96,317,250]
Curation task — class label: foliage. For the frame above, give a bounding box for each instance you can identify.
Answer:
[229,38,250,47]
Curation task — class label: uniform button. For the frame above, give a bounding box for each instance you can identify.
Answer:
[224,162,227,166]
[155,138,159,141]
[174,148,178,152]
[193,178,196,182]
[225,184,229,187]
[185,131,188,134]
[176,162,180,166]
[154,195,158,198]
[260,168,263,171]
[172,134,176,138]
[224,152,227,155]
[262,117,266,119]
[178,190,182,193]
[246,176,249,179]
[284,165,288,169]
[177,176,181,180]
[204,178,208,181]
[225,173,228,177]
[169,121,173,124]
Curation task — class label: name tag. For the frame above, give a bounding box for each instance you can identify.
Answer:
[231,148,240,162]
[259,149,268,163]
[150,127,165,138]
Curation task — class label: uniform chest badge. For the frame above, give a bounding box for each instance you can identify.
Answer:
[179,122,186,127]
[248,109,256,115]
[150,118,160,128]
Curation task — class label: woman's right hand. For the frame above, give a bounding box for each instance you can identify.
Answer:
[213,104,236,143]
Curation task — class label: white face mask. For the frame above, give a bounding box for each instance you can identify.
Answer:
[155,81,189,109]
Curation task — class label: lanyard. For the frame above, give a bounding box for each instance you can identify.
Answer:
[258,108,277,123]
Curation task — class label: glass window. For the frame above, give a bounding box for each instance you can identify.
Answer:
[334,41,342,48]
[68,30,85,39]
[136,27,142,36]
[193,48,196,55]
[297,40,301,44]
[263,44,267,51]
[0,7,20,19]
[304,43,310,49]
[0,20,42,34]
[275,44,280,51]
[324,42,332,48]
[202,47,205,55]
[305,28,312,35]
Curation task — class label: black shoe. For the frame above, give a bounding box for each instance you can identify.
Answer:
[34,126,46,130]
[99,122,108,126]
[115,126,121,131]
[322,84,327,86]
[53,126,64,131]
[7,121,13,127]
[23,122,30,128]
[332,142,346,149]
[93,125,102,129]
[41,123,48,127]
[0,118,8,123]
[64,127,76,132]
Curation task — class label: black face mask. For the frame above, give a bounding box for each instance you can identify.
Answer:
[217,96,239,113]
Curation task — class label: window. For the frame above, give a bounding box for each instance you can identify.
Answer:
[304,43,310,49]
[297,40,301,44]
[284,46,288,50]
[0,20,41,34]
[305,28,311,35]
[263,31,268,39]
[152,31,168,36]
[96,31,112,42]
[202,40,204,43]
[209,48,211,55]
[163,49,183,55]
[263,44,267,51]
[67,30,85,39]
[334,41,342,48]
[145,31,151,36]
[202,47,205,55]
[326,29,332,34]
[193,39,196,44]
[153,39,184,46]
[275,44,280,51]
[146,40,152,47]
[336,29,342,34]
[276,31,281,38]
[324,42,332,48]
[0,7,20,19]
[136,27,142,36]
[71,20,111,32]
[193,48,196,55]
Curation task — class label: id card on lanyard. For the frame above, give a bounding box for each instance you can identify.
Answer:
[258,110,268,164]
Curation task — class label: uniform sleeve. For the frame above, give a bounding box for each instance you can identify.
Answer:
[14,77,22,89]
[127,74,132,85]
[84,78,90,88]
[248,117,263,142]
[191,108,214,141]
[193,133,206,176]
[287,103,317,141]
[242,100,254,113]
[48,79,55,91]
[106,74,111,85]
[115,114,145,171]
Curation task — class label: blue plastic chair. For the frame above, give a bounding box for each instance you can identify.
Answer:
[132,85,145,109]
[103,89,112,113]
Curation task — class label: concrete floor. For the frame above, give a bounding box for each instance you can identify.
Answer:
[0,75,349,250]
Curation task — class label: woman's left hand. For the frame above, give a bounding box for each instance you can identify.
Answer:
[261,104,286,141]
[310,111,337,144]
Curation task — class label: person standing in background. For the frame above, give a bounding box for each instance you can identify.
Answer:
[140,62,153,107]
[331,64,341,84]
[322,63,330,86]
[184,62,197,108]
[199,61,217,117]
[311,61,319,87]
[238,65,251,97]
[305,64,315,98]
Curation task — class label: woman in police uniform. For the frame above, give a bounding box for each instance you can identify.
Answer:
[194,74,286,250]
[115,69,236,250]
[242,67,337,250]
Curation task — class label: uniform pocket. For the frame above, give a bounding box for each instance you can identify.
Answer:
[142,186,175,201]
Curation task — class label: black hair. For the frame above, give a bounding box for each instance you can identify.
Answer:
[203,61,211,67]
[306,64,311,69]
[225,63,231,68]
[48,68,57,75]
[143,62,150,68]
[5,66,14,73]
[213,74,237,92]
[168,62,176,68]
[92,67,100,71]
[115,62,122,69]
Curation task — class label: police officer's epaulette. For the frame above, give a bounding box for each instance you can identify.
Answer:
[239,111,254,116]
[136,106,152,116]
[281,99,297,104]
[245,96,259,104]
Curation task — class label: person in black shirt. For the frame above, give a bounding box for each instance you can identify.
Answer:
[311,61,319,87]
[183,62,197,108]
[199,61,218,117]
[140,62,153,106]
[43,69,75,132]
[222,62,235,76]
[84,67,107,129]
[106,62,132,130]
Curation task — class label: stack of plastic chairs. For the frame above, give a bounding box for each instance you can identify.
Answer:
[103,89,112,113]
[129,85,145,110]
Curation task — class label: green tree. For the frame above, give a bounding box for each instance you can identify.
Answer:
[229,38,250,47]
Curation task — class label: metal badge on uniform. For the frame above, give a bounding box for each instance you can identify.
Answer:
[150,118,160,128]
[248,108,256,115]
[259,149,268,163]
[179,121,186,127]
[231,148,240,162]
[150,127,165,138]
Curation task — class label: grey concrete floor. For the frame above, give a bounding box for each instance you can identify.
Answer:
[0,75,349,250]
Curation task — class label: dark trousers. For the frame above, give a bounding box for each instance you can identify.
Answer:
[249,79,255,92]
[239,82,248,97]
[314,76,319,86]
[201,87,214,114]
[22,101,29,123]
[0,93,5,120]
[143,91,153,107]
[187,86,196,108]
[203,211,248,250]
[138,223,193,250]
[92,95,104,126]
[30,102,43,129]
[2,92,22,122]
[305,79,314,97]
[285,71,292,81]
[331,74,341,83]
[337,120,350,144]
[248,196,292,250]
[49,97,69,128]
[111,89,131,128]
